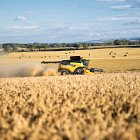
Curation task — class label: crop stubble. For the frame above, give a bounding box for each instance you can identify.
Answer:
[0,48,140,72]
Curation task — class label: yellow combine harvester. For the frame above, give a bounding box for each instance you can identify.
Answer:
[41,56,103,75]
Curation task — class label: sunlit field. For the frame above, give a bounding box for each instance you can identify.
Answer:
[0,48,140,73]
[0,48,140,140]
[1,0,140,139]
[0,73,140,140]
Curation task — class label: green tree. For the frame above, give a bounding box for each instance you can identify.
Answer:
[82,43,89,49]
[113,40,120,45]
[73,44,80,50]
[44,44,49,50]
[2,44,11,52]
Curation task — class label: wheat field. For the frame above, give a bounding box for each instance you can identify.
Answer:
[0,48,140,140]
[0,73,140,140]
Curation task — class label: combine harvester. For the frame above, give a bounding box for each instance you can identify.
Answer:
[41,56,103,75]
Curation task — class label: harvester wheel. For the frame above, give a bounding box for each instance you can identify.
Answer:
[74,68,84,75]
[59,69,70,75]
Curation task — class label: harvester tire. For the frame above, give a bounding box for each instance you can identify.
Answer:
[74,67,84,75]
[59,69,70,75]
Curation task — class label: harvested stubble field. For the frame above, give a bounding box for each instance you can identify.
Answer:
[0,73,140,140]
[0,48,140,73]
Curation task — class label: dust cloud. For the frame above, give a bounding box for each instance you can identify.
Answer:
[0,62,58,78]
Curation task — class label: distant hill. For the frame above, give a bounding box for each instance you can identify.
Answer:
[128,37,140,41]
[85,37,140,44]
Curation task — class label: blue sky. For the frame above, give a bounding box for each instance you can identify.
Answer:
[0,0,140,43]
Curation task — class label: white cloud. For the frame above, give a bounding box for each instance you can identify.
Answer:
[6,25,39,30]
[15,16,26,21]
[96,0,127,2]
[123,19,140,25]
[107,29,140,35]
[33,29,44,32]
[83,28,140,40]
[128,0,140,8]
[129,0,140,5]
[111,5,133,9]
[96,0,140,9]
[99,14,140,22]
[98,13,140,26]
[26,10,56,14]
[99,16,127,21]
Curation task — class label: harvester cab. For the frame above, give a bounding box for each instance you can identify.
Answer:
[41,56,103,75]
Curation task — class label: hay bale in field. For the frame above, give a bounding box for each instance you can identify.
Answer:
[112,56,115,58]
[109,51,113,55]
[124,54,128,57]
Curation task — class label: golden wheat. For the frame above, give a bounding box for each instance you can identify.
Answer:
[0,73,140,140]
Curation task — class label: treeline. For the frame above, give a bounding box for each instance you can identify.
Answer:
[1,43,90,52]
[1,39,140,52]
[109,39,140,46]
